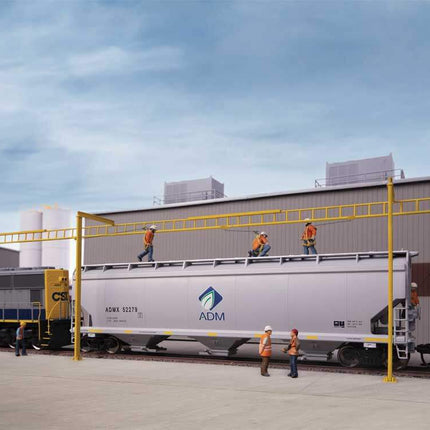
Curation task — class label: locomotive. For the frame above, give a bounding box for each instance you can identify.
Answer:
[0,267,71,349]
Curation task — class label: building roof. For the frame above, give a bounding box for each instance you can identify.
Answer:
[0,246,19,254]
[97,175,430,215]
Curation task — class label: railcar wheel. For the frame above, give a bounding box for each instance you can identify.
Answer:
[31,339,42,350]
[105,336,121,354]
[338,346,360,368]
[80,335,92,353]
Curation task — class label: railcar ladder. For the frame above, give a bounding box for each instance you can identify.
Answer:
[393,306,409,360]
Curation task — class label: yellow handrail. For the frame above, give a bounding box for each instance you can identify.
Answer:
[1,197,430,245]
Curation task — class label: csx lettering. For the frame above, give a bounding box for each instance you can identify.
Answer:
[52,292,68,301]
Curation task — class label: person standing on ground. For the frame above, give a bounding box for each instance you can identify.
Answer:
[137,225,157,262]
[301,219,317,254]
[15,321,27,357]
[283,328,300,378]
[248,232,271,257]
[259,325,272,377]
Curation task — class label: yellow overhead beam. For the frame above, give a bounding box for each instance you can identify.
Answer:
[1,197,430,245]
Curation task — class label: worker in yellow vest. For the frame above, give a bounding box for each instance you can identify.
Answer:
[259,325,272,377]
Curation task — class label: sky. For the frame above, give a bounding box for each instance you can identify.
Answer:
[1,0,429,239]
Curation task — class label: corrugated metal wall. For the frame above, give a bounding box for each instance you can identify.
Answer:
[0,247,19,268]
[84,179,430,343]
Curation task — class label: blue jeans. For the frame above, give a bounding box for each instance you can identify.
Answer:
[289,354,298,376]
[15,339,26,356]
[259,244,271,257]
[303,245,317,255]
[138,245,154,261]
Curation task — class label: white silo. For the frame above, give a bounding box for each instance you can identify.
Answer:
[41,206,72,270]
[20,210,43,267]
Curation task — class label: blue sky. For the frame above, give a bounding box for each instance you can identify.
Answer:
[0,0,429,236]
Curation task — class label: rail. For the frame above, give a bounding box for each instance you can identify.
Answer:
[1,197,430,245]
[315,169,405,187]
[0,301,42,322]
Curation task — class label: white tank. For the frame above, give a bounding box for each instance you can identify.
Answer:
[19,210,43,267]
[42,207,72,270]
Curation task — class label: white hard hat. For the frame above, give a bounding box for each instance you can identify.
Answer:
[260,231,267,236]
[264,325,272,332]
[150,225,158,230]
[304,218,311,223]
[411,282,418,289]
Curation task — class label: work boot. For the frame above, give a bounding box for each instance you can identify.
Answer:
[137,256,142,262]
[148,259,154,262]
[261,373,270,377]
[248,251,252,257]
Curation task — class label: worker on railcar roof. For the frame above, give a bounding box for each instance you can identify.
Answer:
[248,232,271,257]
[137,225,157,262]
[259,325,272,377]
[301,218,317,255]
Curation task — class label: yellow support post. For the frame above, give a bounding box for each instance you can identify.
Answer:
[73,212,114,362]
[383,178,397,383]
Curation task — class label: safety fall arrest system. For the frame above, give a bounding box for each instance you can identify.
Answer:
[0,181,430,382]
[1,197,430,245]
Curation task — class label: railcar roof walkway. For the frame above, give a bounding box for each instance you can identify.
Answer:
[1,351,429,430]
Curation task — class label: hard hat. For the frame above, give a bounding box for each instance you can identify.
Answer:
[260,231,267,236]
[304,218,311,223]
[291,328,298,335]
[150,225,158,230]
[20,321,27,327]
[264,325,273,332]
[411,282,418,289]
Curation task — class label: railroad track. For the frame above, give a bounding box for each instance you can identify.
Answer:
[2,346,430,379]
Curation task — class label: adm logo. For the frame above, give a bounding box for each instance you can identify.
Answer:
[198,287,225,321]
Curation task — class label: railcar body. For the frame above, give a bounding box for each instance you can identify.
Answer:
[0,267,71,349]
[79,251,417,367]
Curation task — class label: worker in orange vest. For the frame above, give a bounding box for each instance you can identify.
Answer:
[411,282,420,307]
[259,325,272,377]
[15,321,27,357]
[248,232,271,257]
[137,225,157,262]
[282,328,300,378]
[301,218,317,255]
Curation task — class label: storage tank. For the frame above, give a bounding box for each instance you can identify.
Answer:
[19,210,43,267]
[41,207,71,270]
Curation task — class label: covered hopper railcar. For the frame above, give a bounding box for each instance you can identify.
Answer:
[79,251,418,367]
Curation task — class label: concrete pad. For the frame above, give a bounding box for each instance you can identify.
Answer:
[0,351,429,430]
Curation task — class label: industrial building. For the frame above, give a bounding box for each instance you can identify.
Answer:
[0,247,19,268]
[84,175,430,344]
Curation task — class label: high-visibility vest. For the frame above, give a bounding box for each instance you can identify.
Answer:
[252,236,261,251]
[144,230,154,246]
[16,326,24,341]
[301,224,317,240]
[259,333,272,357]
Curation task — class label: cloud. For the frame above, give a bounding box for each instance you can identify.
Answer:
[68,46,184,76]
[0,0,429,235]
